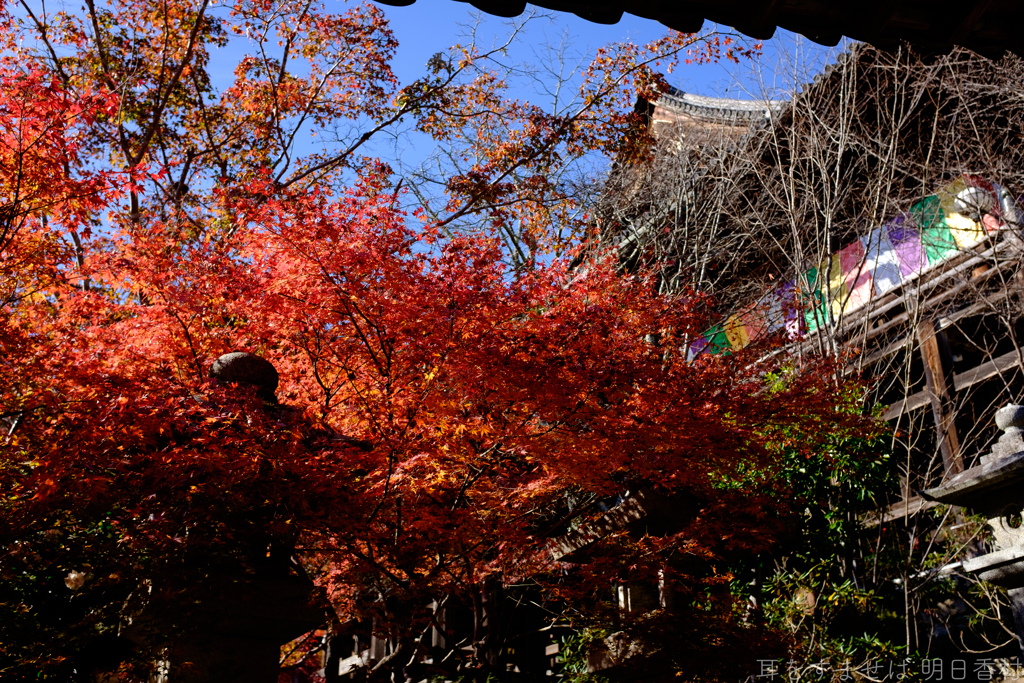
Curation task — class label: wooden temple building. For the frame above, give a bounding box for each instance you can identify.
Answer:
[590,40,1024,663]
[628,43,1024,522]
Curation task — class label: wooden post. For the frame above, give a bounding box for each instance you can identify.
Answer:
[1004,587,1024,656]
[369,618,387,663]
[430,600,446,652]
[479,575,503,671]
[917,319,963,475]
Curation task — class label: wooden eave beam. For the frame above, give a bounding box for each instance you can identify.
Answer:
[954,347,1024,390]
[730,0,782,40]
[863,494,939,526]
[380,0,1024,57]
[879,346,1024,422]
[881,389,932,421]
[948,0,994,47]
[847,0,898,43]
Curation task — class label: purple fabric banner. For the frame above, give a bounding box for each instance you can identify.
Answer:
[886,218,927,279]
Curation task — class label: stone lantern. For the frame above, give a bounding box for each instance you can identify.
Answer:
[112,353,329,683]
[922,404,1024,651]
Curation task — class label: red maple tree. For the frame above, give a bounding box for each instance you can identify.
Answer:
[0,1,867,680]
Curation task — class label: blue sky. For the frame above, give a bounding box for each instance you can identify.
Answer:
[355,1,848,260]
[198,0,844,174]
[365,0,845,207]
[372,1,844,102]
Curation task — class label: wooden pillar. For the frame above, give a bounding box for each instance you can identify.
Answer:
[917,319,963,475]
[430,600,446,652]
[369,618,387,663]
[479,575,503,670]
[1006,587,1024,656]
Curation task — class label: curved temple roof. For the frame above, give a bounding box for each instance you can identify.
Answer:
[640,88,785,144]
[656,90,784,123]
[373,0,1024,59]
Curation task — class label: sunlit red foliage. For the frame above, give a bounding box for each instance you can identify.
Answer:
[0,0,869,680]
[3,164,868,679]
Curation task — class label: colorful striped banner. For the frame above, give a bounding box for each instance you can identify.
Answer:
[689,176,1014,359]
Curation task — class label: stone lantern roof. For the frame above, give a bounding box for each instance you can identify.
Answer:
[923,405,1024,590]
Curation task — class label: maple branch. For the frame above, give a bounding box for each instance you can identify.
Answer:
[66,227,89,292]
[163,302,205,385]
[83,0,118,92]
[415,32,731,263]
[279,106,407,188]
[336,294,387,378]
[450,443,501,512]
[271,53,349,180]
[278,32,524,188]
[156,0,174,127]
[331,540,412,590]
[0,151,24,254]
[257,0,314,176]
[4,412,24,438]
[190,70,230,179]
[300,329,335,416]
[128,0,210,167]
[18,0,71,87]
[278,631,324,667]
[431,124,589,233]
